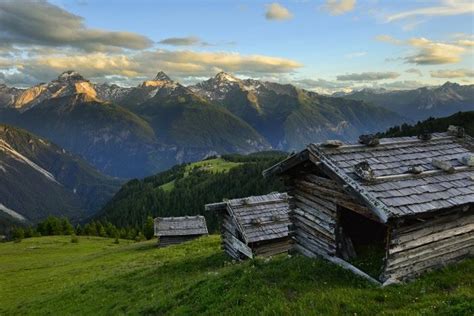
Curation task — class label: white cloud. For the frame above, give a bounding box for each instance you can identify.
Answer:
[0,0,152,52]
[375,35,402,45]
[430,68,474,78]
[265,3,293,21]
[323,0,356,16]
[387,0,474,22]
[377,35,467,65]
[158,37,202,46]
[406,37,465,65]
[1,49,303,86]
[405,68,423,77]
[337,71,400,81]
[344,51,367,58]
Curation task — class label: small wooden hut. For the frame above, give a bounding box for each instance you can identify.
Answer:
[154,216,208,247]
[264,128,474,284]
[205,193,292,259]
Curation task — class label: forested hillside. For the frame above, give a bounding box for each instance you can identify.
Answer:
[97,152,286,231]
[379,111,474,138]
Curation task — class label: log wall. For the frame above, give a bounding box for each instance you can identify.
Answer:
[221,213,242,260]
[288,174,361,257]
[382,208,474,281]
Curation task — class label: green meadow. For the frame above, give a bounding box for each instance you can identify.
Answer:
[1,236,473,315]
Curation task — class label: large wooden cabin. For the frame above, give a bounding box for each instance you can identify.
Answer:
[205,193,292,260]
[154,216,208,247]
[264,128,474,284]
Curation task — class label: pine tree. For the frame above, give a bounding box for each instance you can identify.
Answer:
[144,216,155,240]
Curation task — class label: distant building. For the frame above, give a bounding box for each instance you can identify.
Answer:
[264,127,474,284]
[154,216,208,247]
[206,193,292,260]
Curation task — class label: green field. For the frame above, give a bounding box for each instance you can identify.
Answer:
[159,158,242,192]
[1,236,473,315]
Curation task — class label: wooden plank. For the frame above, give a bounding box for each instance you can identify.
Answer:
[294,244,381,285]
[228,234,253,259]
[386,233,474,270]
[383,246,472,281]
[389,223,474,254]
[391,213,474,245]
[293,208,336,238]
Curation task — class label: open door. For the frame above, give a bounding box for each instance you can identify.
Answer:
[337,206,388,279]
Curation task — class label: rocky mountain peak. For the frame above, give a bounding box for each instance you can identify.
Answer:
[57,70,87,83]
[154,71,171,81]
[214,71,239,83]
[440,81,460,89]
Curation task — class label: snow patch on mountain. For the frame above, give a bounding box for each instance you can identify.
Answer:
[0,139,60,185]
[0,203,26,221]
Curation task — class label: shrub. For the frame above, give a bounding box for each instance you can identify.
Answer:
[70,234,79,243]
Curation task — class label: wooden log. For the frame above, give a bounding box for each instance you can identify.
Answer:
[383,246,472,281]
[294,190,336,215]
[389,223,474,254]
[391,213,474,245]
[386,233,474,270]
[294,187,337,214]
[294,243,381,285]
[293,208,335,238]
[394,210,470,235]
[293,228,336,254]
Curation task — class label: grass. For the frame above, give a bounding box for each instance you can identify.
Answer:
[159,158,242,192]
[1,236,473,315]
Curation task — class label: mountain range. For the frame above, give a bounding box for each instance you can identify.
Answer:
[1,70,471,180]
[0,124,120,231]
[339,82,474,121]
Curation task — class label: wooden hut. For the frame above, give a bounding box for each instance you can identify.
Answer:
[154,216,208,247]
[264,128,474,284]
[205,193,292,259]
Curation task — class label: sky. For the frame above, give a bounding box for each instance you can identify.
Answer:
[0,0,473,93]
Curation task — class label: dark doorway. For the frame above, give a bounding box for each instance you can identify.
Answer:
[337,206,388,278]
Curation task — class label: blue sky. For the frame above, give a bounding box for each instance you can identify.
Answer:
[1,0,473,92]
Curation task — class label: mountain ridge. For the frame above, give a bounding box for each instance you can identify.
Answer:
[0,124,121,230]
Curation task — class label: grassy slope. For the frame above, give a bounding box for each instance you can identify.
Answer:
[159,158,242,191]
[1,236,473,315]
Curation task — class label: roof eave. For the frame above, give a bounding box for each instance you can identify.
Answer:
[262,149,310,177]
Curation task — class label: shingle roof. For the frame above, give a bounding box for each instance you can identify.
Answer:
[207,193,291,243]
[312,133,474,220]
[265,132,474,222]
[154,216,208,236]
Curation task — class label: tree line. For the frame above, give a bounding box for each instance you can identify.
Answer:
[9,215,155,243]
[97,152,287,232]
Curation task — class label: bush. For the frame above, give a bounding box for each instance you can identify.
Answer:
[70,234,79,243]
[135,232,146,242]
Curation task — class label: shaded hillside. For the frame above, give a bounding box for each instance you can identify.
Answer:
[97,152,287,231]
[342,82,474,121]
[1,236,473,315]
[379,111,474,138]
[191,72,405,149]
[0,125,120,230]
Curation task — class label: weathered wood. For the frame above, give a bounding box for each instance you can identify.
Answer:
[389,223,474,254]
[394,209,470,235]
[228,234,253,259]
[386,233,474,270]
[293,209,335,240]
[295,243,381,285]
[383,246,472,280]
[391,213,474,245]
[294,192,336,217]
